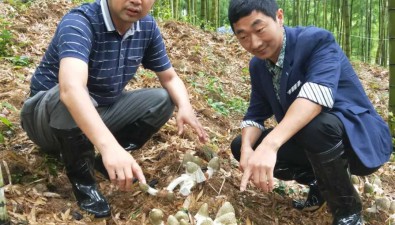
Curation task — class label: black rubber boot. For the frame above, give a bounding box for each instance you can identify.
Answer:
[94,120,159,178]
[52,128,110,218]
[273,162,325,212]
[305,143,363,225]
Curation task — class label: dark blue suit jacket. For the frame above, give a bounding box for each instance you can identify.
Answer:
[245,26,392,168]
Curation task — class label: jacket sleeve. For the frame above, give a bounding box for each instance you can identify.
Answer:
[295,27,341,110]
[243,58,273,126]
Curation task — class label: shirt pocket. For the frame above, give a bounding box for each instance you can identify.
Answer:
[126,56,142,67]
[347,105,370,115]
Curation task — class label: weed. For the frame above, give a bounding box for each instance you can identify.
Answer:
[0,21,13,57]
[3,55,32,67]
[0,102,15,143]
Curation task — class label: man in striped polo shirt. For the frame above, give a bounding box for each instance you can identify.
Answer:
[228,0,392,224]
[20,0,208,218]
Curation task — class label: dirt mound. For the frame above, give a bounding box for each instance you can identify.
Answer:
[0,1,394,224]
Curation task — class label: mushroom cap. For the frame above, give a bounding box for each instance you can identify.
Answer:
[139,183,149,192]
[199,219,214,225]
[182,152,195,166]
[186,162,200,174]
[195,203,211,222]
[167,215,180,225]
[175,211,189,222]
[215,202,235,218]
[213,212,237,225]
[376,197,391,211]
[149,208,164,225]
[350,175,359,185]
[192,156,204,167]
[207,157,220,171]
[364,183,374,194]
[179,219,190,225]
[186,162,206,183]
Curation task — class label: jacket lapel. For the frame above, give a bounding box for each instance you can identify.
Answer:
[279,27,295,111]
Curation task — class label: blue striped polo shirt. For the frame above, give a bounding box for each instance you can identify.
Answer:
[30,0,171,106]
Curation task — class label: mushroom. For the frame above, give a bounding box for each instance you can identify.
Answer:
[186,162,206,183]
[167,215,180,225]
[213,213,237,225]
[213,202,237,225]
[179,219,191,225]
[194,203,214,225]
[175,210,189,222]
[206,157,220,179]
[166,174,193,193]
[149,208,164,225]
[376,197,391,211]
[140,183,158,196]
[215,202,235,218]
[390,200,395,214]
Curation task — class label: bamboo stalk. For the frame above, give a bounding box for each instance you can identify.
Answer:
[389,0,395,136]
[0,162,9,225]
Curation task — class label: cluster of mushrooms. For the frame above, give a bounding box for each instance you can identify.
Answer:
[139,152,221,201]
[149,201,237,225]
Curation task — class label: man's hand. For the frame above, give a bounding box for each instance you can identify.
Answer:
[101,146,146,191]
[240,143,278,193]
[176,106,208,143]
[156,67,208,143]
[239,146,254,172]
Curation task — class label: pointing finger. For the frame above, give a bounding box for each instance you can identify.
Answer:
[240,167,252,192]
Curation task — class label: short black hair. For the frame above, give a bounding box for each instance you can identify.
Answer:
[228,0,279,31]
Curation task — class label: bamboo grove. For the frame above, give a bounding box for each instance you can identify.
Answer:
[152,0,389,66]
[389,0,395,134]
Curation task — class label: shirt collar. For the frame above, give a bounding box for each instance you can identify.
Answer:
[100,0,140,34]
[266,28,286,70]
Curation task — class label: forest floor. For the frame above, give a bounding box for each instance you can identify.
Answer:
[0,1,394,225]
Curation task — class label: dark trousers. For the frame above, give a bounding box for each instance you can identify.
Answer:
[231,113,379,176]
[20,85,175,153]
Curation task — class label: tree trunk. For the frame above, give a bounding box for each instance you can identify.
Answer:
[389,0,395,135]
[201,0,207,28]
[342,0,351,57]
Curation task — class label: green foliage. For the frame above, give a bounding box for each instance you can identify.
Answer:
[0,102,15,144]
[72,0,94,4]
[3,55,32,67]
[388,112,395,146]
[273,181,295,196]
[3,0,31,11]
[189,71,247,116]
[43,156,60,177]
[0,19,13,57]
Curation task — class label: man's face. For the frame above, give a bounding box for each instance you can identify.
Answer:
[108,0,155,25]
[233,10,284,62]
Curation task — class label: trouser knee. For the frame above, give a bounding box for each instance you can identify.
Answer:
[230,135,242,161]
[294,113,345,154]
[142,88,175,128]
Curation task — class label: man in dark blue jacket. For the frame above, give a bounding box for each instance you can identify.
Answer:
[228,0,392,224]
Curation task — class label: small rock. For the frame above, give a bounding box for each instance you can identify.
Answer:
[71,210,83,220]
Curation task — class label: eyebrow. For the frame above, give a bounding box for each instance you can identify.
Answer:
[235,18,264,35]
[252,19,264,27]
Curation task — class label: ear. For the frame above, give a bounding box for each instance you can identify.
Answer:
[277,9,284,26]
